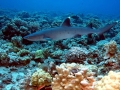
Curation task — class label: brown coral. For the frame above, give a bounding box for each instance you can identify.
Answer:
[65,47,89,63]
[104,40,117,59]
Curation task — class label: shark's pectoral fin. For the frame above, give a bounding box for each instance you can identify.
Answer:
[43,35,52,41]
[74,34,81,38]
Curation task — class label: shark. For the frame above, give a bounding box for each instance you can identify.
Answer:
[23,17,117,41]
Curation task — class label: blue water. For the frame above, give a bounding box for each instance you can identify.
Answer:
[0,0,120,16]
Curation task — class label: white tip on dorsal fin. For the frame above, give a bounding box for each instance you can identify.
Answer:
[61,17,71,27]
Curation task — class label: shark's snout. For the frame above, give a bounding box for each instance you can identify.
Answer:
[23,33,46,41]
[23,36,28,39]
[23,35,36,41]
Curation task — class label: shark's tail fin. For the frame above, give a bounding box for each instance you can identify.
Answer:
[98,21,117,35]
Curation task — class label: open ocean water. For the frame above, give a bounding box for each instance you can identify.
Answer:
[0,0,120,16]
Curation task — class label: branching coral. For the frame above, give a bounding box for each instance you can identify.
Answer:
[95,71,120,90]
[31,69,52,87]
[51,63,95,90]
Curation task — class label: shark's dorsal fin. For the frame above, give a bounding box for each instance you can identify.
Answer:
[61,17,71,27]
[87,23,93,29]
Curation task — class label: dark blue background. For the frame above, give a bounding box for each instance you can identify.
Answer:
[0,0,120,16]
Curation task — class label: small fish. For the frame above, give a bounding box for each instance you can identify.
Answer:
[24,17,117,41]
[37,85,52,90]
[37,85,45,90]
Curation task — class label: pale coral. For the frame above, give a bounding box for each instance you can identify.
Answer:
[103,40,120,70]
[95,71,120,90]
[31,69,52,87]
[51,63,95,90]
[35,49,44,59]
[104,40,117,59]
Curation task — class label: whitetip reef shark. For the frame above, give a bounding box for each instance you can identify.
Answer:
[23,17,117,41]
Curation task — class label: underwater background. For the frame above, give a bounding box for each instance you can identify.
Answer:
[0,0,120,16]
[0,0,120,90]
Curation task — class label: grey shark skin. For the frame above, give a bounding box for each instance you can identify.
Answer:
[24,17,117,41]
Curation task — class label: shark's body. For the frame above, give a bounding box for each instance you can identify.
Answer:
[24,17,117,41]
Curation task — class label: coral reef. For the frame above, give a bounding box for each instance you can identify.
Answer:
[51,63,96,90]
[0,53,10,65]
[112,32,120,44]
[87,17,101,29]
[38,60,57,77]
[35,49,44,59]
[95,71,120,90]
[1,17,28,40]
[17,49,30,57]
[0,39,33,66]
[17,11,30,18]
[65,47,89,63]
[51,49,63,59]
[104,40,117,59]
[0,9,119,90]
[18,69,38,90]
[11,36,23,48]
[31,69,52,87]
